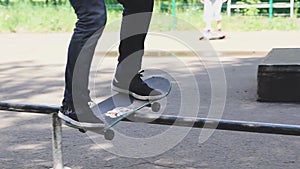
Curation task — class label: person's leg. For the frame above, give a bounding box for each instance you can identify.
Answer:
[203,0,213,31]
[213,0,223,31]
[217,20,222,31]
[115,0,154,81]
[213,0,225,37]
[200,0,214,39]
[112,0,163,100]
[61,0,107,123]
[64,0,106,104]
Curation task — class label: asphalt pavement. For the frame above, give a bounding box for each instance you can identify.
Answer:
[0,31,300,169]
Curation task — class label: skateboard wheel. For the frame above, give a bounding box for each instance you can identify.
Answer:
[78,128,87,133]
[104,129,114,140]
[151,102,161,112]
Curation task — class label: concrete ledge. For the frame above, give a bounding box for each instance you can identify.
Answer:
[257,48,300,102]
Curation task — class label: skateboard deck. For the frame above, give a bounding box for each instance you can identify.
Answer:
[59,76,171,140]
[96,76,171,131]
[199,33,225,40]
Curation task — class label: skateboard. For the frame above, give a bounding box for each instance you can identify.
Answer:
[199,33,226,40]
[59,76,171,140]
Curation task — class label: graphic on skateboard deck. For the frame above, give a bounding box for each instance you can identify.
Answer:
[58,76,171,140]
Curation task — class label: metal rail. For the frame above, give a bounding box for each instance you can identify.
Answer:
[126,113,300,136]
[1,102,299,136]
[0,102,59,114]
[1,101,300,169]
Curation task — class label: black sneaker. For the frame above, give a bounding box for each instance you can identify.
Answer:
[112,70,163,100]
[58,101,102,125]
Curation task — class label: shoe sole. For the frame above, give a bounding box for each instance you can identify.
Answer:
[58,111,103,128]
[111,85,164,101]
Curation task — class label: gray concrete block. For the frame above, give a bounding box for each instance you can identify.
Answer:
[257,48,300,102]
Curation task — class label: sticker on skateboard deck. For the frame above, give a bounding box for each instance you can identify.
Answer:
[105,107,132,118]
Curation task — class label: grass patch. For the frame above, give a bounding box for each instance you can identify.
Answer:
[0,3,299,33]
[0,5,76,32]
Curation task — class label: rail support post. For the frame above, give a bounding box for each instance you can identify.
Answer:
[51,112,70,169]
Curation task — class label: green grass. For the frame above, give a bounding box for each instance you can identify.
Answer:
[0,3,299,33]
[0,5,76,32]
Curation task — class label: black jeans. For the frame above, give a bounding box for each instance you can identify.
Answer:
[63,0,154,104]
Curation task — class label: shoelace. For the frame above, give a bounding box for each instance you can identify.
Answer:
[137,70,144,77]
[62,105,74,115]
[134,70,146,85]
